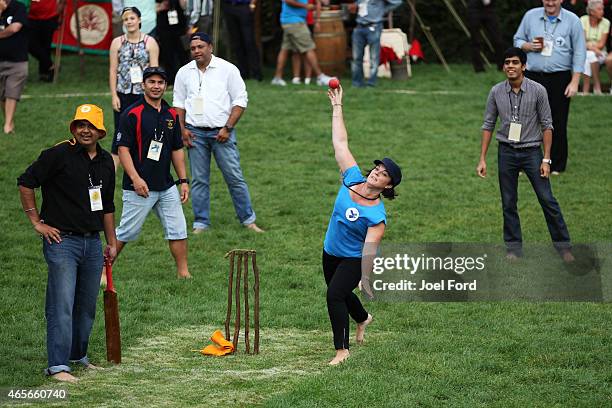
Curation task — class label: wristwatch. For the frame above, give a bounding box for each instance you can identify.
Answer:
[223,125,234,133]
[175,178,190,185]
[542,159,552,165]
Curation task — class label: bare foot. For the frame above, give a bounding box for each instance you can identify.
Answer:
[85,363,103,370]
[51,372,78,383]
[328,349,349,365]
[245,223,265,233]
[177,271,192,279]
[561,250,575,263]
[356,314,373,345]
[3,125,14,134]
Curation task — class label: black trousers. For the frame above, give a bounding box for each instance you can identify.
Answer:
[222,3,262,80]
[525,70,572,172]
[28,18,58,75]
[467,6,503,72]
[322,250,369,350]
[111,93,142,154]
[158,31,187,85]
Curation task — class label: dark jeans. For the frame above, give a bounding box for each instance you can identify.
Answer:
[467,6,503,72]
[43,234,104,374]
[222,3,262,80]
[28,17,58,76]
[497,143,571,253]
[322,250,369,350]
[525,70,572,172]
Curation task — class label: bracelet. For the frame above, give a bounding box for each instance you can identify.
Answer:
[24,207,36,213]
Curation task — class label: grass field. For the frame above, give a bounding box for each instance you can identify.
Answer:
[0,55,611,407]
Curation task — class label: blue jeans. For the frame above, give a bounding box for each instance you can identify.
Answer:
[43,234,103,375]
[497,143,571,253]
[187,125,256,229]
[351,23,383,87]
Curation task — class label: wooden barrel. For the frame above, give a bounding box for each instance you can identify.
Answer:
[313,10,347,78]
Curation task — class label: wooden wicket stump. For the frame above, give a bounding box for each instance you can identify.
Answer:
[224,249,260,354]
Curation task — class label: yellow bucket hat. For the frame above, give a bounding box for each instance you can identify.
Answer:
[69,104,106,138]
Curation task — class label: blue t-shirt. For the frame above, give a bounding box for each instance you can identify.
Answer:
[280,0,307,25]
[323,166,387,258]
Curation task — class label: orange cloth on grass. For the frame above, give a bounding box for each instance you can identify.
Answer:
[197,330,235,356]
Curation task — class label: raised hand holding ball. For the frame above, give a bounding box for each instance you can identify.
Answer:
[328,78,340,89]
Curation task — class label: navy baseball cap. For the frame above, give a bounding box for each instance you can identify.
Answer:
[121,6,141,17]
[190,32,212,44]
[374,158,402,187]
[143,66,168,81]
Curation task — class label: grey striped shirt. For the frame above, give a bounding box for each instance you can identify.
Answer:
[481,77,553,148]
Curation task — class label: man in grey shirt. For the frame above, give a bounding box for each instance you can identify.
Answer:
[477,47,573,261]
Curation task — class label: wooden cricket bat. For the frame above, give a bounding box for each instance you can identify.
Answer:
[103,260,121,363]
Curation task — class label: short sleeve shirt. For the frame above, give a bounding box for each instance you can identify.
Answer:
[323,166,387,258]
[116,99,184,191]
[581,15,610,49]
[0,0,28,62]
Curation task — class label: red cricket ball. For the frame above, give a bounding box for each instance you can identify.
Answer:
[328,78,340,89]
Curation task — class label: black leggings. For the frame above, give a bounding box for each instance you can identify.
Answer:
[322,250,369,350]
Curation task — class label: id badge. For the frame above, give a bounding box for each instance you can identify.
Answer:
[147,140,163,161]
[509,122,522,142]
[542,40,554,57]
[130,65,143,84]
[193,96,205,115]
[358,0,368,17]
[89,186,103,212]
[168,10,179,25]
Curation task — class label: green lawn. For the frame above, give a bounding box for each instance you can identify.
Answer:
[0,56,610,407]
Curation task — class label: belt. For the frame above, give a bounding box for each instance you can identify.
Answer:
[60,231,99,237]
[196,126,222,131]
[526,70,571,77]
[499,142,540,150]
[357,21,381,27]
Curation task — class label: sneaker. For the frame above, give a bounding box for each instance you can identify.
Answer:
[192,227,209,234]
[551,171,560,176]
[271,77,287,86]
[304,77,311,85]
[291,77,302,85]
[316,73,332,86]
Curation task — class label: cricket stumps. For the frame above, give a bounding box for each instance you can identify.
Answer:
[224,249,260,354]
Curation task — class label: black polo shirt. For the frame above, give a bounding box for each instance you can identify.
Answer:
[116,98,183,192]
[0,0,28,62]
[17,139,116,234]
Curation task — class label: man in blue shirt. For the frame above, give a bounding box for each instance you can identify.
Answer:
[349,0,402,87]
[514,0,586,174]
[270,0,332,86]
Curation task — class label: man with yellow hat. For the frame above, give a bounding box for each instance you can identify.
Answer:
[17,104,117,383]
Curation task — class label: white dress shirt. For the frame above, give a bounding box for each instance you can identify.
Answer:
[173,56,248,128]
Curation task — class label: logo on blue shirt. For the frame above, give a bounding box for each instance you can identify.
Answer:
[345,207,360,222]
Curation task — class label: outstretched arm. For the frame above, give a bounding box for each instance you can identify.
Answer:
[328,86,357,173]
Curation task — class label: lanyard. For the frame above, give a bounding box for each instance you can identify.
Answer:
[153,122,165,142]
[88,173,102,188]
[543,13,559,37]
[343,180,380,201]
[508,90,523,122]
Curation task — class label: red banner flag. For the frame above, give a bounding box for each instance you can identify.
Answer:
[53,0,112,55]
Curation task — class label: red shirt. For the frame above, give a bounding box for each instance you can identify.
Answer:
[306,0,315,26]
[29,0,59,21]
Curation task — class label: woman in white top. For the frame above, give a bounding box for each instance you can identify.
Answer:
[109,6,159,167]
[581,0,611,94]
